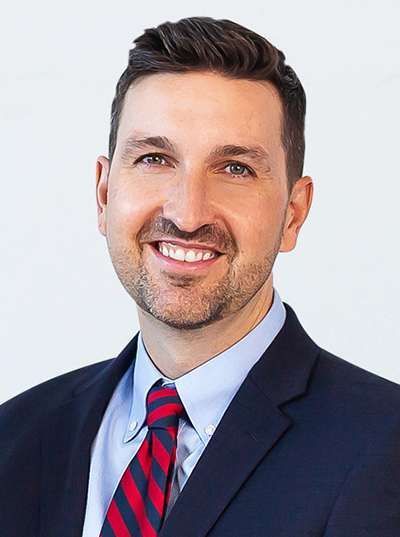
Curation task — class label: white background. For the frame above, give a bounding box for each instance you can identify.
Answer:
[1,1,399,403]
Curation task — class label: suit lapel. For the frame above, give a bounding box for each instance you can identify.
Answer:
[159,303,320,537]
[159,376,291,537]
[39,333,140,537]
[38,302,319,537]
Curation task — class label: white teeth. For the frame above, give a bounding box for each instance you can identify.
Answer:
[185,250,196,262]
[157,242,217,262]
[170,248,185,261]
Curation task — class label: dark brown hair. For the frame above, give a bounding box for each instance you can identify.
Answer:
[109,16,306,191]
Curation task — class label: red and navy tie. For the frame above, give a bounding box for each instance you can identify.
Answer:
[100,382,186,537]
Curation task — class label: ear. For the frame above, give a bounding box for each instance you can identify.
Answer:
[96,156,110,237]
[279,176,314,252]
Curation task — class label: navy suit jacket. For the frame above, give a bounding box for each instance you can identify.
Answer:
[1,302,400,537]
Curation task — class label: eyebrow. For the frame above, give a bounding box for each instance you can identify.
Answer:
[121,136,176,156]
[120,135,272,171]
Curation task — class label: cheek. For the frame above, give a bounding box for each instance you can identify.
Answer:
[106,179,157,239]
[225,189,286,253]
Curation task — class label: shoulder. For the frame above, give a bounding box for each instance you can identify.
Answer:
[0,358,113,441]
[308,347,400,450]
[315,347,400,404]
[309,350,400,527]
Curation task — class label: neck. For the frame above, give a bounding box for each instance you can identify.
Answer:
[137,276,274,379]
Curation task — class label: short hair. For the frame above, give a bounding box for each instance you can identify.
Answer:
[109,16,306,192]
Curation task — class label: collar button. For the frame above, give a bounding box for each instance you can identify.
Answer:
[204,424,215,437]
[128,420,138,432]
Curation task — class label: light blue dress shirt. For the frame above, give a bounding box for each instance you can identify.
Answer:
[82,288,286,536]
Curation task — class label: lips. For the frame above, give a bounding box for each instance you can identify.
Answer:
[154,241,221,261]
[147,242,222,272]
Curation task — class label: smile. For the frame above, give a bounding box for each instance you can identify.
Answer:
[148,241,223,273]
[157,241,219,262]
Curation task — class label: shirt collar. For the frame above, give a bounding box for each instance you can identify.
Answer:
[124,287,286,445]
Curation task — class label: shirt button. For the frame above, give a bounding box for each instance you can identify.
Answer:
[205,424,215,436]
[128,420,138,432]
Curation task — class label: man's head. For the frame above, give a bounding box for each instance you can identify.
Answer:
[108,17,306,192]
[96,17,313,330]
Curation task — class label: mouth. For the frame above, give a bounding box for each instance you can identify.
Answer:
[147,241,224,273]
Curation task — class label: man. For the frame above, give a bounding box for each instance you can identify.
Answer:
[1,15,400,537]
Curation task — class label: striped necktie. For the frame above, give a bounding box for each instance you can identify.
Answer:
[100,382,186,537]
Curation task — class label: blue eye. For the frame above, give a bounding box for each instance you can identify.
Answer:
[133,154,254,178]
[137,154,167,166]
[225,162,254,177]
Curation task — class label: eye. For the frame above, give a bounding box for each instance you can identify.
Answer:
[134,153,168,167]
[224,162,254,178]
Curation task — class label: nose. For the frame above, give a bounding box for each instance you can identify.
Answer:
[162,170,215,233]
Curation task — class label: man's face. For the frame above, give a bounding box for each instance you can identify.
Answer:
[96,71,310,330]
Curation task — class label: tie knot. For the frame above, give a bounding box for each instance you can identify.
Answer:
[145,383,185,430]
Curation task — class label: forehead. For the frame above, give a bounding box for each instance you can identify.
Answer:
[117,71,283,151]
